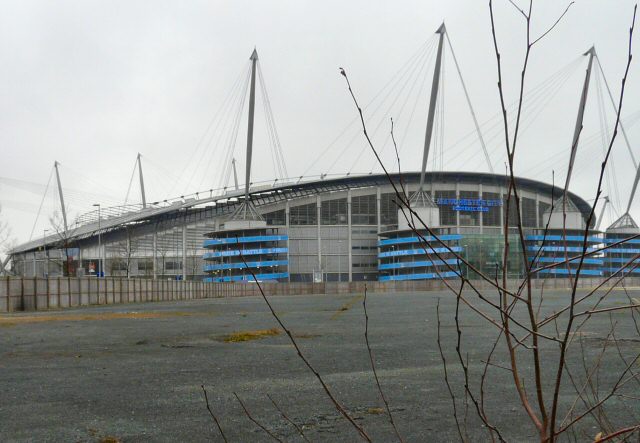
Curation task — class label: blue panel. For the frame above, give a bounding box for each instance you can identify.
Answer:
[602,267,640,274]
[525,235,601,243]
[537,268,603,276]
[379,258,459,270]
[203,272,289,283]
[378,234,462,246]
[527,246,597,253]
[602,237,640,244]
[203,260,288,272]
[203,247,288,259]
[379,271,459,281]
[602,257,640,263]
[605,248,640,254]
[378,246,462,258]
[203,235,288,247]
[531,257,603,265]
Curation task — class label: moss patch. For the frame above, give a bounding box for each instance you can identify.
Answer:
[223,328,281,343]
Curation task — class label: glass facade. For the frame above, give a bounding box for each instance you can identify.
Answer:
[321,198,348,225]
[351,194,377,225]
[290,203,317,225]
[435,190,457,226]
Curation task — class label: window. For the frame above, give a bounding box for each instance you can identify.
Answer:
[483,192,501,227]
[290,203,317,225]
[380,193,399,225]
[539,201,551,227]
[504,194,519,227]
[435,190,457,226]
[165,261,182,271]
[522,197,537,227]
[264,209,286,226]
[138,260,153,271]
[351,194,377,225]
[321,198,347,225]
[459,190,479,226]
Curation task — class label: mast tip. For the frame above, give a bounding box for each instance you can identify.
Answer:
[250,48,258,60]
[436,22,446,34]
[584,46,596,56]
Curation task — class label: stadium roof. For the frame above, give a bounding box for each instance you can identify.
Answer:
[11,171,593,254]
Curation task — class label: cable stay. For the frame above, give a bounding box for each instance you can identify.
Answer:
[169,60,251,196]
[342,38,438,174]
[257,61,288,180]
[28,166,55,241]
[595,56,637,169]
[445,32,493,173]
[300,36,439,177]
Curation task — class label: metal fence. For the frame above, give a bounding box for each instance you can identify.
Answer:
[1,276,634,312]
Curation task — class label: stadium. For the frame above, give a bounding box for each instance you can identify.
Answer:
[5,27,640,283]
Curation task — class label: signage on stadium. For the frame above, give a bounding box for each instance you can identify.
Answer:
[436,198,503,212]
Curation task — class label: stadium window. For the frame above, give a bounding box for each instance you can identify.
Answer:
[264,209,285,226]
[482,192,501,226]
[351,194,377,225]
[380,193,399,225]
[435,190,457,226]
[289,203,317,225]
[458,190,479,226]
[522,197,537,227]
[538,201,551,228]
[504,194,519,227]
[321,198,347,225]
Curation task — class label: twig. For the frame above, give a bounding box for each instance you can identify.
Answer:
[234,392,284,443]
[201,385,228,443]
[267,393,311,443]
[236,243,372,442]
[436,298,465,442]
[362,285,405,442]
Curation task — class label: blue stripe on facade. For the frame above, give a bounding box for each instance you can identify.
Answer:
[203,260,289,272]
[379,271,459,281]
[527,246,597,253]
[378,246,462,258]
[531,257,603,265]
[602,237,640,244]
[379,258,459,270]
[203,272,289,283]
[605,248,640,254]
[378,234,463,246]
[602,257,640,263]
[203,235,288,247]
[538,268,603,276]
[203,247,288,259]
[602,267,640,274]
[525,235,601,243]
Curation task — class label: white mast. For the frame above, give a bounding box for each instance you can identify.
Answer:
[54,161,68,233]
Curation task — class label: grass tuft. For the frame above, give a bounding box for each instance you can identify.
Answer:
[223,328,281,343]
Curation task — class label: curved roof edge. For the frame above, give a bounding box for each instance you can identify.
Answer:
[10,171,593,254]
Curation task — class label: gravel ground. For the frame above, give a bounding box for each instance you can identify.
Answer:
[0,288,638,442]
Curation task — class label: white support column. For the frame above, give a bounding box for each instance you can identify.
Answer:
[182,224,187,281]
[285,200,290,282]
[500,188,505,236]
[376,187,382,233]
[479,183,484,234]
[535,194,540,230]
[347,190,353,282]
[455,182,460,234]
[153,231,158,280]
[317,195,322,280]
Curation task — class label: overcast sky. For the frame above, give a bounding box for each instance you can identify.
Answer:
[1,0,639,246]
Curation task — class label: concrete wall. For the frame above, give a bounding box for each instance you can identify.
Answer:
[1,276,637,313]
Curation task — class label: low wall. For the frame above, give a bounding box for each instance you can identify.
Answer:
[1,276,637,312]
